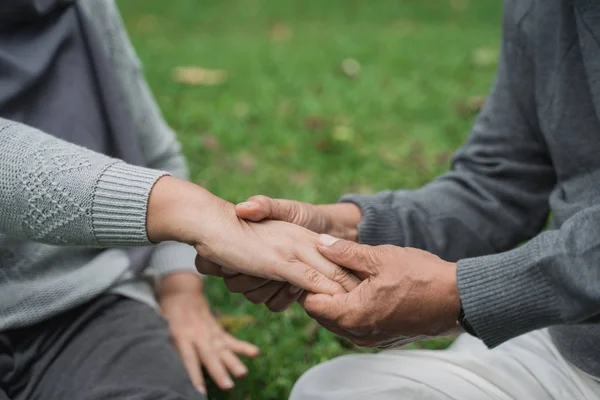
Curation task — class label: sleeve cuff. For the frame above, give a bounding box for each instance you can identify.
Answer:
[92,162,169,246]
[457,239,561,348]
[339,192,407,246]
[146,241,200,277]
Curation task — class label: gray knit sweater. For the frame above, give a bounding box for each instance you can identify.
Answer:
[343,0,600,377]
[0,0,197,329]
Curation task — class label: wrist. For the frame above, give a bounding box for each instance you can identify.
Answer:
[318,203,362,241]
[146,176,230,244]
[436,262,462,334]
[157,271,205,297]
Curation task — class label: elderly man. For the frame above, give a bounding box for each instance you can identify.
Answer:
[199,0,600,398]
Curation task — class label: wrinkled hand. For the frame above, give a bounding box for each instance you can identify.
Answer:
[300,235,462,348]
[159,273,260,394]
[235,195,362,241]
[195,196,364,311]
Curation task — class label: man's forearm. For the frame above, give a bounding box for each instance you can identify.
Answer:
[458,203,600,348]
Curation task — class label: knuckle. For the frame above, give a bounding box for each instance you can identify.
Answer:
[266,301,286,313]
[303,263,324,286]
[245,292,264,304]
[224,278,243,293]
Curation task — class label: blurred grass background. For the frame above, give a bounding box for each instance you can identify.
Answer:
[117,0,502,398]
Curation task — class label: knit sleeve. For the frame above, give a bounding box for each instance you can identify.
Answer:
[96,1,199,275]
[0,118,168,246]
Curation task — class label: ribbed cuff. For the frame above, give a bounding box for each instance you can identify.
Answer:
[339,192,406,246]
[146,241,200,277]
[92,162,169,246]
[457,240,561,348]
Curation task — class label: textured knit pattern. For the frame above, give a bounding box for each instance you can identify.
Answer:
[0,0,198,330]
[342,0,600,377]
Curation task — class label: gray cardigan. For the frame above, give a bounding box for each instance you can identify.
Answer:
[0,0,197,328]
[343,0,600,377]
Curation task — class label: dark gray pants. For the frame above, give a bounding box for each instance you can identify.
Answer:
[0,295,206,400]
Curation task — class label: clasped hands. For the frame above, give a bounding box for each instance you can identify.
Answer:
[147,177,461,348]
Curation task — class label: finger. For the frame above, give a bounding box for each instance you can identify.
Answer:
[221,350,249,378]
[224,335,260,357]
[173,339,206,394]
[298,292,347,324]
[224,274,271,293]
[265,284,304,312]
[195,256,229,277]
[198,344,235,391]
[244,281,286,304]
[279,260,348,295]
[316,234,378,276]
[236,195,299,223]
[300,249,360,292]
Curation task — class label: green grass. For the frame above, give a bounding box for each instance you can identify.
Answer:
[117,1,502,398]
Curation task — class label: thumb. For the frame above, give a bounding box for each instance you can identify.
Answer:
[235,195,298,223]
[316,234,376,276]
[299,292,345,323]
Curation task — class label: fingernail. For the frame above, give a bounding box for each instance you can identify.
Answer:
[236,366,248,375]
[195,385,206,394]
[318,234,340,247]
[237,201,256,209]
[289,285,302,294]
[222,377,234,389]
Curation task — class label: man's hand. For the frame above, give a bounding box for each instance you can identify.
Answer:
[158,272,260,395]
[235,195,362,241]
[299,235,462,348]
[146,177,359,295]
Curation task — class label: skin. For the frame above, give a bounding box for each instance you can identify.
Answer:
[197,195,463,347]
[157,272,259,394]
[146,176,359,295]
[302,235,462,347]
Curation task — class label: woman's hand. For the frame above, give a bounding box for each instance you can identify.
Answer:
[158,272,260,394]
[146,177,360,295]
[194,195,364,310]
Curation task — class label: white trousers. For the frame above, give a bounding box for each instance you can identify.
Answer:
[290,329,600,400]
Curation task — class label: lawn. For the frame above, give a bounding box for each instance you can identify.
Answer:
[117,1,503,398]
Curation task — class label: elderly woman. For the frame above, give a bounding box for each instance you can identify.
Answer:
[0,1,354,399]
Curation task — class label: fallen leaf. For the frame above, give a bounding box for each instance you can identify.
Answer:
[269,23,293,42]
[390,18,417,35]
[456,95,487,117]
[277,99,295,117]
[172,66,228,86]
[472,47,498,68]
[378,146,402,167]
[345,184,374,195]
[217,314,256,332]
[313,137,335,153]
[450,0,469,10]
[404,140,427,172]
[289,172,313,185]
[233,102,249,118]
[135,15,157,33]
[434,150,454,166]
[201,132,221,151]
[236,153,257,173]
[304,116,328,132]
[340,58,361,78]
[332,124,356,143]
